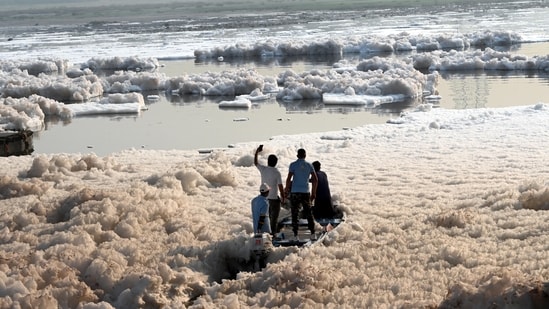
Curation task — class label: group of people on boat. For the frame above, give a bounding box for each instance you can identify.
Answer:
[251,145,340,241]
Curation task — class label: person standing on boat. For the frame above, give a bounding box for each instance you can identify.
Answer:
[311,161,337,219]
[254,145,285,235]
[251,183,272,234]
[285,148,318,240]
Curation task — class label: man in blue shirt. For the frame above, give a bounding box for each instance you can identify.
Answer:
[251,183,272,234]
[285,148,318,240]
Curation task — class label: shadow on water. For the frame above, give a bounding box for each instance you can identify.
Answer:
[165,92,414,116]
[278,97,418,116]
[437,70,549,110]
[190,44,529,71]
[194,53,344,70]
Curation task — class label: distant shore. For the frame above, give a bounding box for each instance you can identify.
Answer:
[0,0,527,28]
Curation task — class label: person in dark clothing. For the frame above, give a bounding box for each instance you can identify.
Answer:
[311,161,337,219]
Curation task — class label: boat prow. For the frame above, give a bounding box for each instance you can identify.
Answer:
[272,212,345,247]
[245,208,345,271]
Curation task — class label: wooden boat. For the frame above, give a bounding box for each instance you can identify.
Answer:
[247,206,344,271]
[272,208,345,247]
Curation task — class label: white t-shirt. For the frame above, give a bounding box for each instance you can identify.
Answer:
[256,164,283,200]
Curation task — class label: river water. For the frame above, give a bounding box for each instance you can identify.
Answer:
[1,1,548,155]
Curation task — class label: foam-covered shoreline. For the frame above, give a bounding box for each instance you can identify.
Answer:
[1,103,548,307]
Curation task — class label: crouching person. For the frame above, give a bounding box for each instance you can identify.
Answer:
[250,183,272,270]
[251,183,272,235]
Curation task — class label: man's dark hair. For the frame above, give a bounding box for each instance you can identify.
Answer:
[297,148,306,158]
[312,161,321,171]
[267,155,278,167]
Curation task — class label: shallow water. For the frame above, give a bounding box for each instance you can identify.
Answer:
[31,42,549,156]
[3,1,548,156]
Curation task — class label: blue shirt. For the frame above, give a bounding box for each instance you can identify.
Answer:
[251,194,271,233]
[289,158,314,193]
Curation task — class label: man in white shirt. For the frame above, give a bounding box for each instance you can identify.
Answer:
[254,145,285,235]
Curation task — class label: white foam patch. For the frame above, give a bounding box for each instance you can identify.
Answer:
[1,104,549,307]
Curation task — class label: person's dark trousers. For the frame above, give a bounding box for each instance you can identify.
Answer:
[290,193,315,236]
[268,198,281,234]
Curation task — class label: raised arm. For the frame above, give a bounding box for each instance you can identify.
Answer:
[254,145,262,166]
